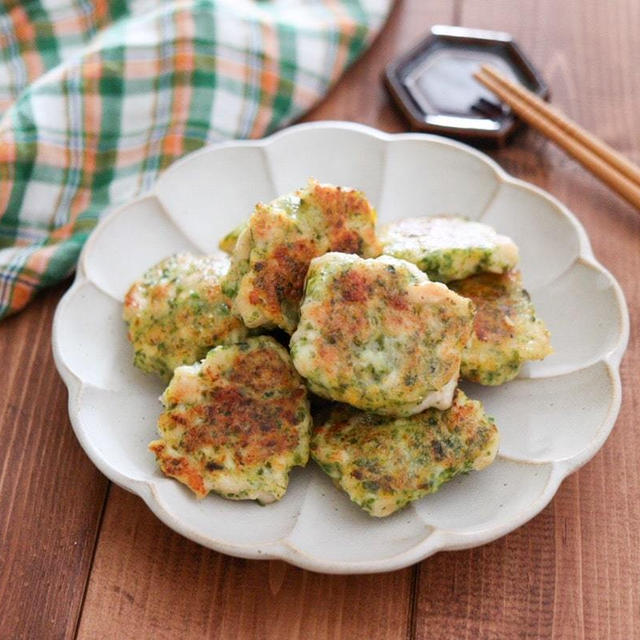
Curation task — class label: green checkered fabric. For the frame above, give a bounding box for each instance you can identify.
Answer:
[0,0,392,319]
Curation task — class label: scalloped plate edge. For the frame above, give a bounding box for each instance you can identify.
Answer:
[52,121,630,574]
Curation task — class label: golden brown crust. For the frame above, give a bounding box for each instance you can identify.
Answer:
[223,180,381,333]
[311,390,499,516]
[291,253,475,416]
[245,208,316,329]
[150,337,311,502]
[450,271,553,385]
[123,253,247,380]
[309,181,379,256]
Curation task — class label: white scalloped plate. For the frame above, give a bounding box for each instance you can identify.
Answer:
[52,122,629,574]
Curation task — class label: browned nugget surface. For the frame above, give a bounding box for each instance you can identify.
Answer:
[123,252,248,380]
[150,336,311,503]
[223,180,381,333]
[291,253,475,416]
[450,271,552,385]
[311,390,499,517]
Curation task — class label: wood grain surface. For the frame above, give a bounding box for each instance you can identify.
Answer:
[2,1,639,638]
[0,282,110,639]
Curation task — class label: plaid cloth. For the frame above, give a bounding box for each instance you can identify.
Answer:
[0,0,392,319]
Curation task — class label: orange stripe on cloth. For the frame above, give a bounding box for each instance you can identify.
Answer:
[215,57,255,84]
[25,243,60,275]
[27,141,69,166]
[327,0,359,84]
[10,281,34,311]
[161,11,195,161]
[114,144,155,167]
[46,0,112,39]
[68,56,103,219]
[9,244,61,313]
[81,58,104,82]
[68,186,92,220]
[161,133,183,160]
[120,58,159,80]
[249,21,279,138]
[51,14,95,38]
[11,6,45,82]
[92,0,111,28]
[49,220,76,242]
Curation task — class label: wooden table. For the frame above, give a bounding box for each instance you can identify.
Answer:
[2,1,639,637]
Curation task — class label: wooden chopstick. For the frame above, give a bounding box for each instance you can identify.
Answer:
[474,64,640,210]
[478,65,640,186]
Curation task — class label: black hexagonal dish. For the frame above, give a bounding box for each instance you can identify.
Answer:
[385,25,549,144]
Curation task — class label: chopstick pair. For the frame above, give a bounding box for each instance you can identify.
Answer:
[474,64,640,210]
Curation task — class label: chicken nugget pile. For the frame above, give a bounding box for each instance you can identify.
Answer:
[123,179,552,517]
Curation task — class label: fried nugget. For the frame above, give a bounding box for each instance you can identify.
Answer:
[312,390,499,517]
[149,336,311,503]
[123,253,248,380]
[290,252,475,416]
[450,271,553,385]
[223,180,381,333]
[380,215,519,283]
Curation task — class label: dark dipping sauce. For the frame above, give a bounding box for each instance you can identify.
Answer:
[385,26,548,144]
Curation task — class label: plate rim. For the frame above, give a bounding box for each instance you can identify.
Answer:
[52,120,630,574]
